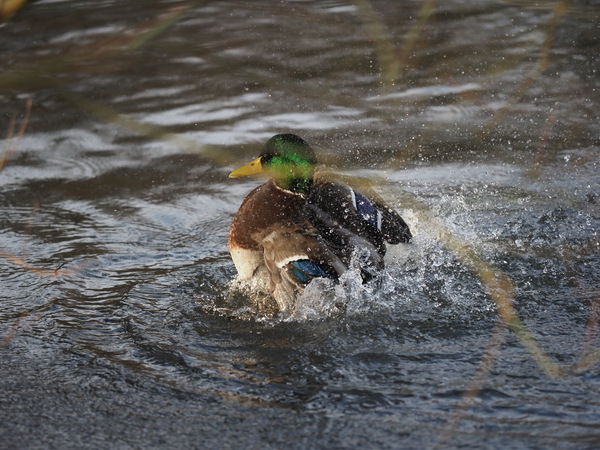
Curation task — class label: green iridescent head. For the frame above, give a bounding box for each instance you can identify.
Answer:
[229,134,317,194]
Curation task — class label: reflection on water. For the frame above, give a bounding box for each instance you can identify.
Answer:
[1,0,599,448]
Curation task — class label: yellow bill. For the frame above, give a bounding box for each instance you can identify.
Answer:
[229,156,263,178]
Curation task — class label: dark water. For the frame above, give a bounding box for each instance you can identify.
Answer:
[1,0,599,448]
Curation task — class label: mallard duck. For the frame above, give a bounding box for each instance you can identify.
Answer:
[228,134,411,313]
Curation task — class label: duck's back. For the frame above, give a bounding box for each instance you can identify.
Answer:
[306,179,411,263]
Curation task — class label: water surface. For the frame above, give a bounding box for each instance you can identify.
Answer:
[1,0,599,448]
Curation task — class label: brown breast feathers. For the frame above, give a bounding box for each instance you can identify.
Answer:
[228,179,306,251]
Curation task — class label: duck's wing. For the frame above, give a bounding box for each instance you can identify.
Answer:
[350,187,412,244]
[306,180,412,254]
[259,224,347,313]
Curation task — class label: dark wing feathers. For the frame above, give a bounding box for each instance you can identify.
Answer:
[307,180,412,251]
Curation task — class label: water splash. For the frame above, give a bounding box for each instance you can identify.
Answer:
[212,221,497,325]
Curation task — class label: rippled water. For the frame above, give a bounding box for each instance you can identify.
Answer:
[1,0,599,448]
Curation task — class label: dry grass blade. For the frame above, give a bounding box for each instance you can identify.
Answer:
[0,0,28,22]
[382,181,600,442]
[352,0,400,89]
[396,0,436,75]
[1,312,38,348]
[1,97,31,171]
[59,89,234,167]
[423,209,563,377]
[532,110,557,169]
[570,297,600,374]
[581,298,600,356]
[125,2,205,52]
[436,318,508,448]
[0,249,86,278]
[353,0,436,89]
[383,185,572,378]
[0,116,16,165]
[480,0,570,135]
[392,185,600,379]
[0,98,87,278]
[0,302,54,348]
[0,2,202,91]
